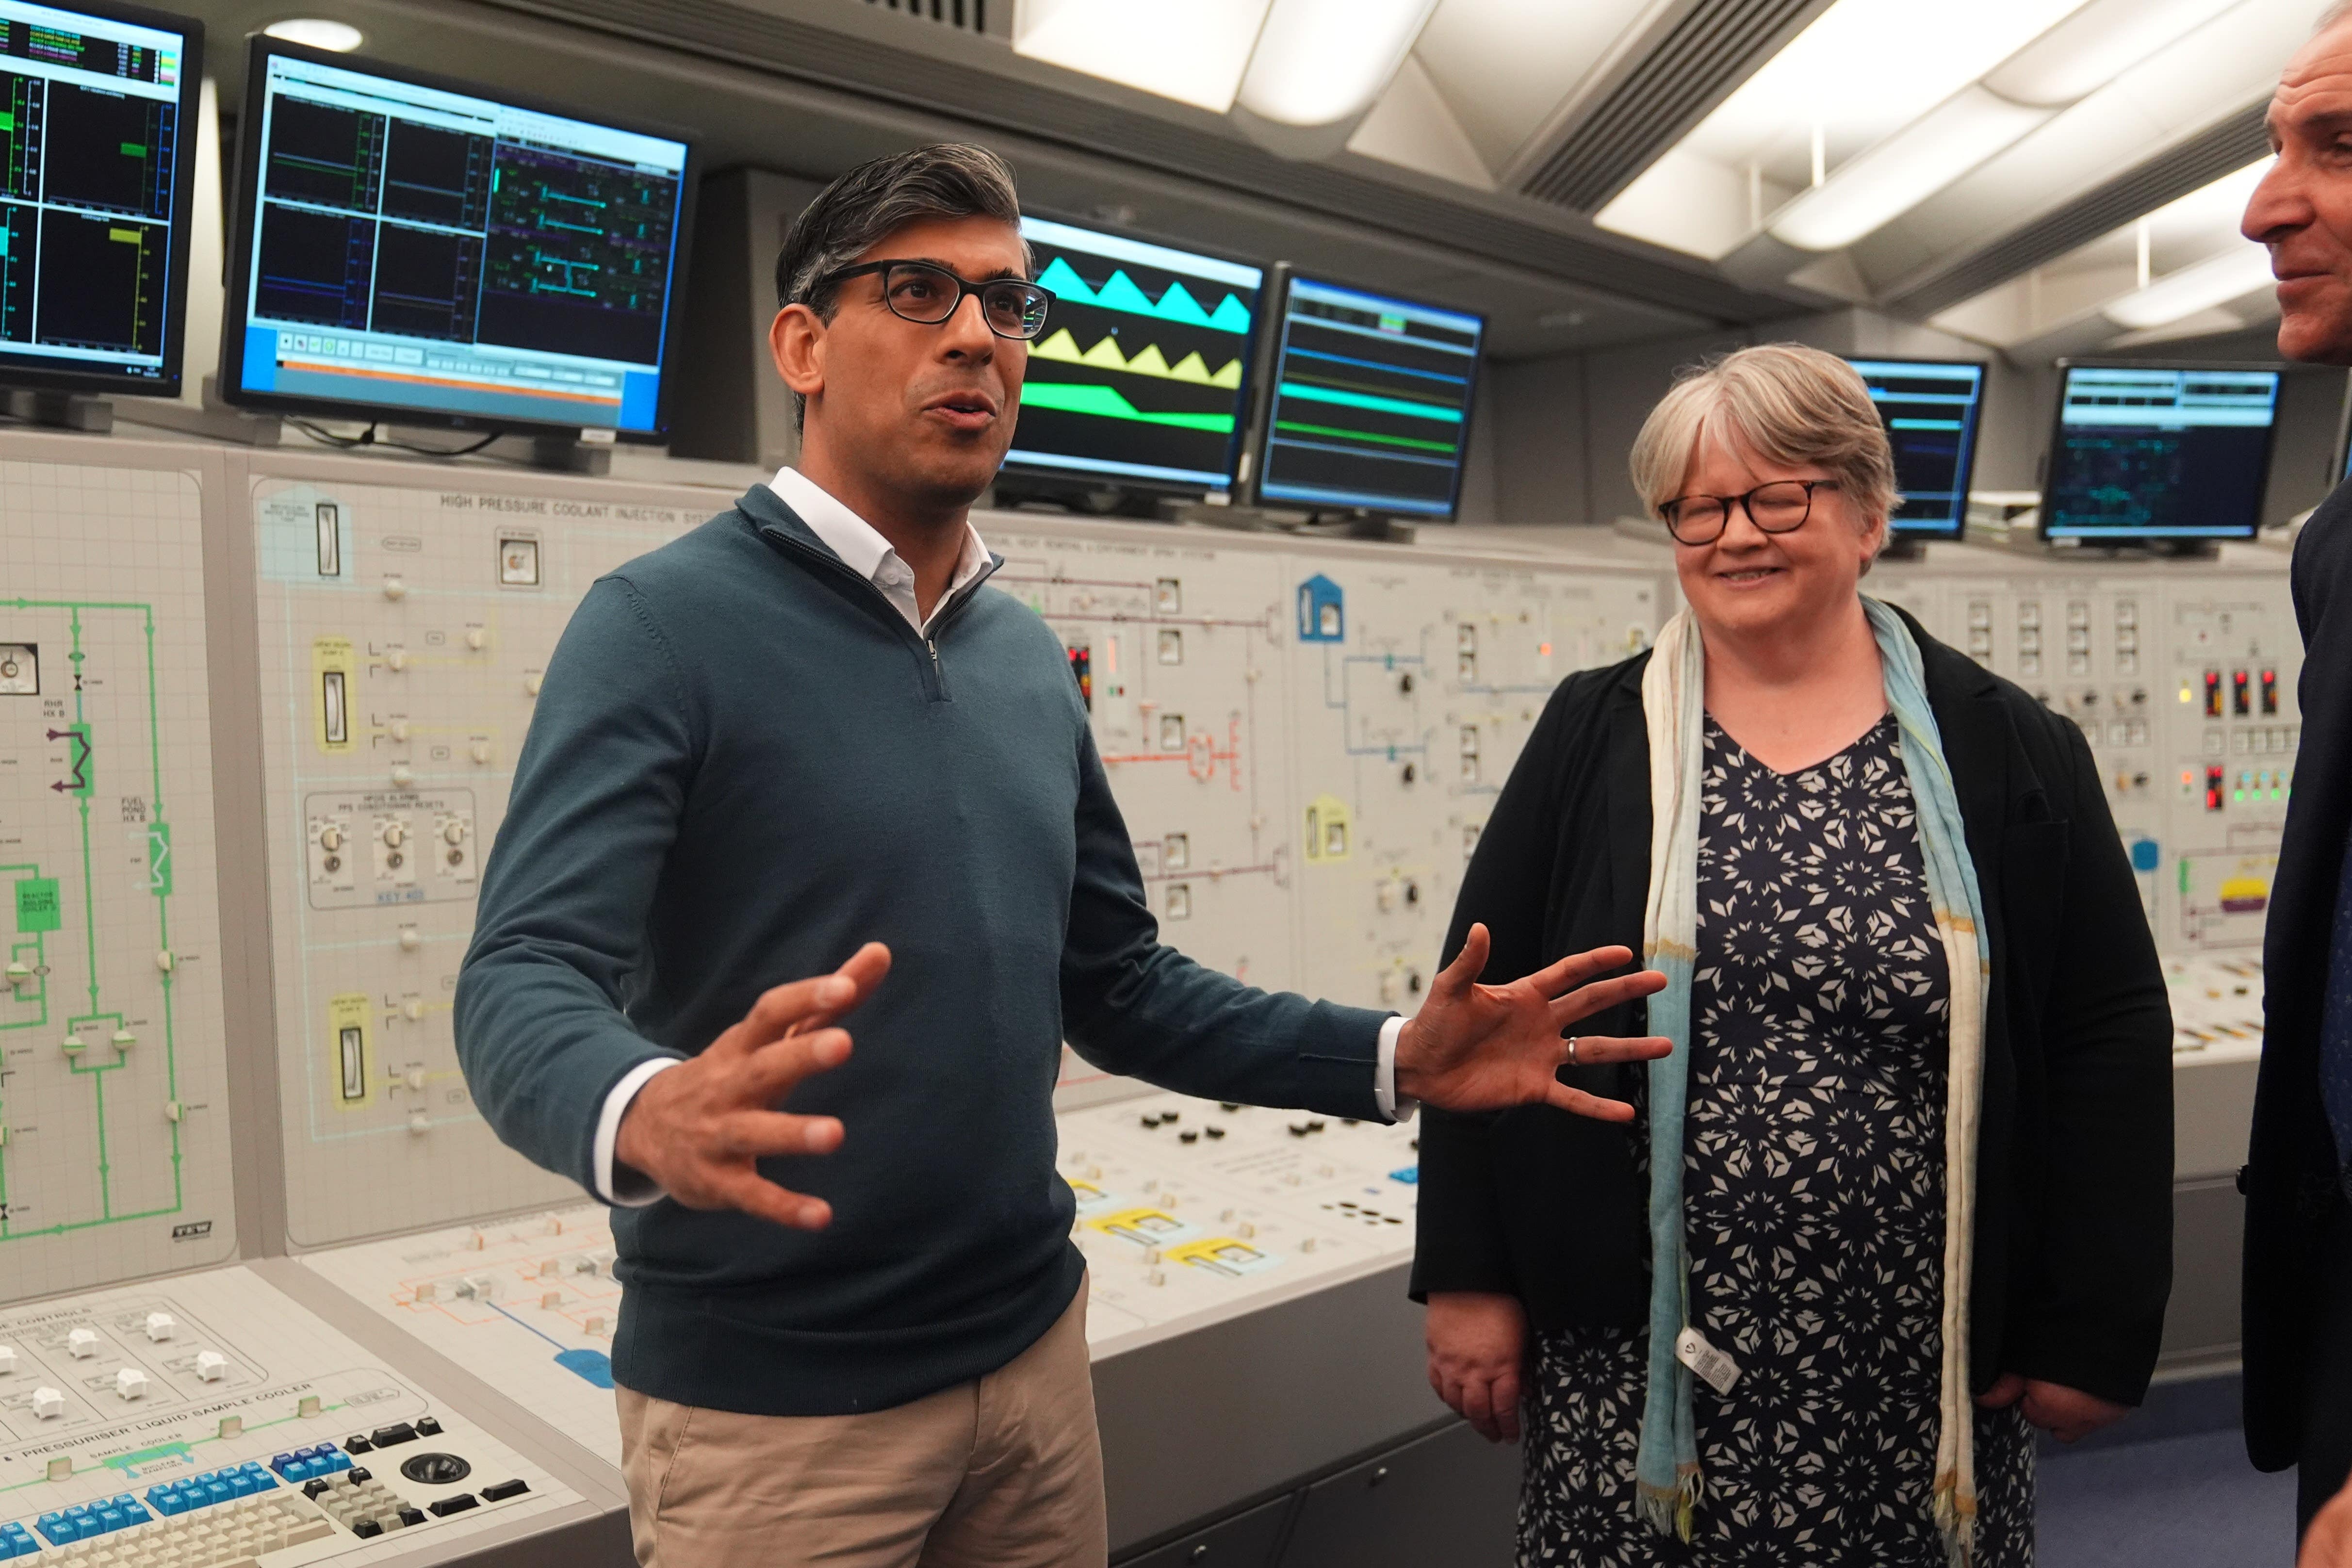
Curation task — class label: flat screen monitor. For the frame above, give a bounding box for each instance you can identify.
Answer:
[1248,271,1483,519]
[2041,362,2282,542]
[222,37,694,439]
[1006,215,1261,494]
[1845,357,1985,538]
[0,0,201,397]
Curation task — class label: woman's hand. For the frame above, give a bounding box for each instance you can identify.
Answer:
[1427,1291,1529,1443]
[1974,1373,2128,1444]
[2300,1471,2352,1567]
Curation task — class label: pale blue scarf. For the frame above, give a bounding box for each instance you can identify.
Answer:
[1635,598,1991,1564]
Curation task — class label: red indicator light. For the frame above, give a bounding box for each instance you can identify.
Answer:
[2204,670,2223,718]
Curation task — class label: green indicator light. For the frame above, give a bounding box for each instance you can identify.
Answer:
[2234,790,2245,802]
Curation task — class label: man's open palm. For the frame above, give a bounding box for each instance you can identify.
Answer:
[1394,926,1669,1120]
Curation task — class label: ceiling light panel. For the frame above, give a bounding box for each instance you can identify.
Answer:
[1983,0,2241,106]
[1237,0,1437,127]
[2103,243,2275,327]
[1767,87,2053,251]
[262,17,364,51]
[1013,0,1272,114]
[1681,0,2091,185]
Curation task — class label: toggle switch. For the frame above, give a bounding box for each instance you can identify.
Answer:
[403,998,425,1022]
[388,719,410,743]
[386,648,408,672]
[470,742,490,765]
[465,628,487,650]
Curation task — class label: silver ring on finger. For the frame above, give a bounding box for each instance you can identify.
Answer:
[1567,1036,1580,1067]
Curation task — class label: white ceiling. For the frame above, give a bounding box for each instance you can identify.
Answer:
[190,0,2316,360]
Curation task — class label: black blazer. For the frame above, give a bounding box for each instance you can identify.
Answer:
[2245,485,2352,1470]
[1410,609,2174,1408]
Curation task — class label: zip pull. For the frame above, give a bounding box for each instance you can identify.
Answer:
[927,637,940,667]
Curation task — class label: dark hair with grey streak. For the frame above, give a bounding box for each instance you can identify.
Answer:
[773,143,1031,427]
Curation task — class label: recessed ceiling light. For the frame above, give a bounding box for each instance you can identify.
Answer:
[264,18,364,52]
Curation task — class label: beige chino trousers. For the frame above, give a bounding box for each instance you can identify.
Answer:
[616,1278,1107,1568]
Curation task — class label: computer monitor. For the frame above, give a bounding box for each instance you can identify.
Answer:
[1845,357,1985,539]
[221,36,694,439]
[2041,363,2283,542]
[1004,215,1261,496]
[0,0,201,398]
[1242,268,1484,519]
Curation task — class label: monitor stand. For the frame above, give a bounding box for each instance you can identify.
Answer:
[1,389,112,434]
[524,434,612,476]
[113,376,283,445]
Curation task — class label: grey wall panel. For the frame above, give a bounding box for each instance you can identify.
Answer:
[1275,1421,1519,1568]
[1093,1263,1446,1553]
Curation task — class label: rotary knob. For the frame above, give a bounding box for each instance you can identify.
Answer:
[384,577,407,601]
[391,765,414,789]
[442,821,466,845]
[319,826,342,852]
[383,823,405,848]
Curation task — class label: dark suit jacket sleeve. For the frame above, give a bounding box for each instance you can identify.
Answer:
[1411,679,1579,1300]
[2002,718,2175,1405]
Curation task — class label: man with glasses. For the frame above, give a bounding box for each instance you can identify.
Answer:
[455,143,1669,1567]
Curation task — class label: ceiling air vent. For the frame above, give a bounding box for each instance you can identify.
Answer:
[1888,101,2271,320]
[865,0,990,32]
[1518,0,1826,215]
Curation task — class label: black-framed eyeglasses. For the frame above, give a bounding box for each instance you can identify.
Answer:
[1658,479,1839,545]
[809,260,1055,341]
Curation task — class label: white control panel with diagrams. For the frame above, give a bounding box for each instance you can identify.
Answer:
[297,1209,624,1471]
[241,457,728,1250]
[980,518,1666,1100]
[0,450,239,1301]
[0,1264,586,1565]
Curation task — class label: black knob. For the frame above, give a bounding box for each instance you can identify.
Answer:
[399,1452,472,1486]
[1370,1466,1390,1487]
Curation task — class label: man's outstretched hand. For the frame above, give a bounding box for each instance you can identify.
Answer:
[613,942,891,1229]
[1394,926,1668,1120]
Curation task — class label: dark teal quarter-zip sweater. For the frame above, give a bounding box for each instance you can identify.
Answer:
[455,483,1392,1417]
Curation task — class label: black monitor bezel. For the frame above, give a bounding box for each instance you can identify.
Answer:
[1242,265,1486,523]
[1842,353,1988,541]
[996,207,1269,500]
[0,0,204,400]
[218,32,699,443]
[2038,358,2285,544]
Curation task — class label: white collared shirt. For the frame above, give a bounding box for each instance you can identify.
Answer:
[589,469,1409,1205]
[765,465,995,635]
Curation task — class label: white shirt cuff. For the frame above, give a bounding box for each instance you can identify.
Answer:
[595,1057,682,1206]
[1374,1015,1417,1124]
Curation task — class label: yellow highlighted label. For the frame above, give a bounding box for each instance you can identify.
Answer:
[312,637,354,753]
[1303,794,1351,863]
[328,993,371,1107]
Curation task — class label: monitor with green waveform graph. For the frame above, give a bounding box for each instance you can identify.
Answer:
[1002,214,1262,495]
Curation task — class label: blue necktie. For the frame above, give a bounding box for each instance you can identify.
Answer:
[2319,833,2352,1196]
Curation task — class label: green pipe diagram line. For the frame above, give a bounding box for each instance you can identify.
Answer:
[0,598,184,1239]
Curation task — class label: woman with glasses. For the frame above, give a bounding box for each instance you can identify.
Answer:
[1413,344,2172,1566]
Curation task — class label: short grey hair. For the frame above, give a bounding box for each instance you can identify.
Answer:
[773,143,1032,427]
[2322,0,2352,31]
[1628,343,1900,547]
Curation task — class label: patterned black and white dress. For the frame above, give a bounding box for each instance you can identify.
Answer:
[1517,714,2036,1568]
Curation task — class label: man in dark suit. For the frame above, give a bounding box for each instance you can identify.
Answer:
[2239,6,2352,1557]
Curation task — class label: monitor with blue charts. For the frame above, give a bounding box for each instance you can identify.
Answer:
[2041,363,2282,542]
[1845,357,1986,539]
[1250,272,1483,519]
[221,35,693,438]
